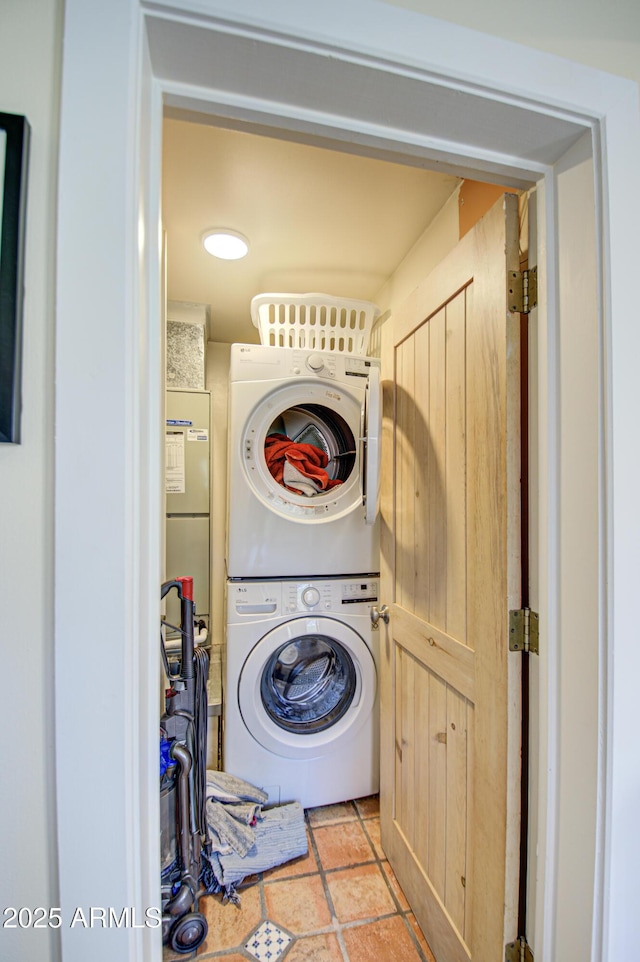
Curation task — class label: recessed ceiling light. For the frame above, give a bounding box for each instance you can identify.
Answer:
[202,229,249,260]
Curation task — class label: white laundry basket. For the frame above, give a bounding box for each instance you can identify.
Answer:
[251,293,380,355]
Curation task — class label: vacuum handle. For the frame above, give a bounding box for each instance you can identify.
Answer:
[161,577,195,680]
[161,578,184,601]
[180,582,195,680]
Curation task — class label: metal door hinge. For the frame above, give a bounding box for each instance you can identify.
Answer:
[507,266,537,314]
[505,937,534,962]
[509,608,539,655]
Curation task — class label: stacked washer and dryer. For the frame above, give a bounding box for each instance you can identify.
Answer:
[223,295,382,808]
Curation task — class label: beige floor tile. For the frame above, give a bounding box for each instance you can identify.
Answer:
[197,885,262,955]
[264,874,332,934]
[285,933,343,961]
[313,819,374,871]
[237,874,260,889]
[354,794,380,819]
[195,952,247,962]
[362,816,385,860]
[307,801,357,827]
[326,863,396,923]
[342,916,423,962]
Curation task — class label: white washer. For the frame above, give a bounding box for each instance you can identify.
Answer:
[224,577,380,809]
[226,343,381,579]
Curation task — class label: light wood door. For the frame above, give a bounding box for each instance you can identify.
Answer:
[379,194,522,961]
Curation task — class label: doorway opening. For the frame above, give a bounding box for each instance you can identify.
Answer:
[54,7,617,961]
[161,108,535,960]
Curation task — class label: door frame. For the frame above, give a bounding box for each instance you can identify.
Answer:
[55,2,640,961]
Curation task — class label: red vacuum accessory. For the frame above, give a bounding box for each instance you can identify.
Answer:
[176,576,194,601]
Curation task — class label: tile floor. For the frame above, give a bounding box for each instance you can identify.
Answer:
[163,796,436,962]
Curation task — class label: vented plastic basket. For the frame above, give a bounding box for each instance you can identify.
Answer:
[251,293,380,355]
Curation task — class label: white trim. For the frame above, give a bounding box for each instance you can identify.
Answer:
[133,20,166,961]
[143,0,630,118]
[162,82,549,188]
[536,173,562,962]
[599,76,640,962]
[55,2,640,960]
[590,116,608,962]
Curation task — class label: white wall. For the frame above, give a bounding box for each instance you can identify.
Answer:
[380,0,640,85]
[0,2,63,961]
[373,187,460,317]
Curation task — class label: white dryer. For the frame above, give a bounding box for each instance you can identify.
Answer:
[223,577,380,809]
[226,343,381,579]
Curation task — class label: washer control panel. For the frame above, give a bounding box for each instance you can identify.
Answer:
[285,578,378,613]
[229,578,379,618]
[229,581,281,617]
[340,580,379,605]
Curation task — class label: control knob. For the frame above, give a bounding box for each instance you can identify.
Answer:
[306,353,324,373]
[301,586,321,608]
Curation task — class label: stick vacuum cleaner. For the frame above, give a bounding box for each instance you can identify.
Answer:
[160,576,210,954]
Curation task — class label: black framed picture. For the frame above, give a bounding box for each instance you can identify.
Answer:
[0,112,30,444]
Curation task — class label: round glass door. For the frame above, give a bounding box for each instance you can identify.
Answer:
[260,633,356,734]
[238,615,376,758]
[241,379,365,522]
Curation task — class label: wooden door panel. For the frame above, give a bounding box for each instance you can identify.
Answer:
[396,336,416,613]
[380,194,521,962]
[395,291,470,641]
[426,668,447,901]
[445,291,468,643]
[413,320,430,621]
[391,642,473,956]
[427,307,447,631]
[391,606,475,700]
[445,685,469,934]
[414,658,430,871]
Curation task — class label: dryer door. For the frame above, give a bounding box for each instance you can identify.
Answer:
[238,616,376,759]
[242,380,364,522]
[363,363,381,525]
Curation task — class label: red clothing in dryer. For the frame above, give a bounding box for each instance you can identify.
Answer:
[264,433,342,495]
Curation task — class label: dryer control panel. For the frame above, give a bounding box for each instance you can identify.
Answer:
[230,343,380,384]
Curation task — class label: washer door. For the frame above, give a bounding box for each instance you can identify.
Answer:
[238,616,376,759]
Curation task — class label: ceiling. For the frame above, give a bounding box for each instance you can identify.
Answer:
[162,116,461,345]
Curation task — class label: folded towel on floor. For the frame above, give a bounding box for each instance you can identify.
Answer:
[205,770,269,805]
[206,799,258,857]
[221,800,263,824]
[203,801,307,903]
[201,771,307,903]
